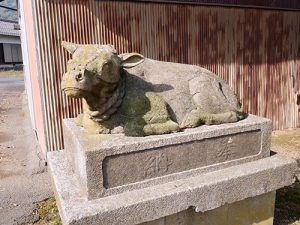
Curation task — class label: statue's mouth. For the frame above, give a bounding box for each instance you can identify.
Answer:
[62,87,87,98]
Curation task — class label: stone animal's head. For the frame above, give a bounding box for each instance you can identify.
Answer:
[61,41,144,99]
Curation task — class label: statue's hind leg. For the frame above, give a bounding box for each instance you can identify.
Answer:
[180,109,241,128]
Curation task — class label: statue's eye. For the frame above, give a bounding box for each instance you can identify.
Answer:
[102,61,110,68]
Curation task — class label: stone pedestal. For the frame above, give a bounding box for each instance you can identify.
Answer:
[47,115,297,225]
[142,192,276,225]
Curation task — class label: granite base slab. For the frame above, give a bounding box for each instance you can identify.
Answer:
[47,151,297,225]
[63,115,272,199]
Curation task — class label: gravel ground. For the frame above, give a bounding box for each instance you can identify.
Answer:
[272,128,300,225]
[0,73,52,225]
[272,129,300,163]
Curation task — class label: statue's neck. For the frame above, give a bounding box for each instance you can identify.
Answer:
[84,74,125,122]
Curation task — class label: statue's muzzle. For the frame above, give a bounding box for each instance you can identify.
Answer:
[61,72,83,98]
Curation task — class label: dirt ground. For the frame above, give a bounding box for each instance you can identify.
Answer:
[0,72,52,225]
[272,129,300,163]
[272,128,300,225]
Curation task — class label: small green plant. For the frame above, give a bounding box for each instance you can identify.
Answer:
[28,197,61,225]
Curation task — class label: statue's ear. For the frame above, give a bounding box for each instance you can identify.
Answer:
[62,41,79,55]
[120,53,144,68]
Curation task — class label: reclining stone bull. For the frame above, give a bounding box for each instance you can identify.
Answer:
[61,42,246,136]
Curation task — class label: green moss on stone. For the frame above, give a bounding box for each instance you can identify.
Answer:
[143,120,180,135]
[120,89,151,117]
[121,89,179,136]
[124,117,146,136]
[143,92,169,124]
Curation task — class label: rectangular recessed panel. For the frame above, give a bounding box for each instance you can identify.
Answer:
[103,130,261,188]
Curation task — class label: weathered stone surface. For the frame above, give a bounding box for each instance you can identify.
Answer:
[61,42,246,135]
[47,151,297,225]
[63,114,272,199]
[142,191,276,225]
[103,130,261,188]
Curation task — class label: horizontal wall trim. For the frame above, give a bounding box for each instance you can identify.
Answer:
[123,0,300,11]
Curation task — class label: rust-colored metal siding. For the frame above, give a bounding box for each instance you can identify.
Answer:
[32,0,300,151]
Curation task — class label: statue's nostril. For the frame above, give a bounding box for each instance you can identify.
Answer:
[75,73,83,81]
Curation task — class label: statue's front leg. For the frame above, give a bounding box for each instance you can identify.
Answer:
[143,120,180,135]
[142,92,179,135]
[80,113,110,134]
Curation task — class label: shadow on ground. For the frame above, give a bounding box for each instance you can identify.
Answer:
[273,128,300,225]
[274,178,300,225]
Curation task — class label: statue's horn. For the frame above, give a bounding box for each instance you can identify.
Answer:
[62,41,79,55]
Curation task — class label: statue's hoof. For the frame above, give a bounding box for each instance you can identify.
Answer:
[111,126,124,134]
[96,127,110,134]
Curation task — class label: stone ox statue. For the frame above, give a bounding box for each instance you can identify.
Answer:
[61,42,246,136]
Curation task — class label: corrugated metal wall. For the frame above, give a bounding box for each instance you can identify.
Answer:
[33,0,300,151]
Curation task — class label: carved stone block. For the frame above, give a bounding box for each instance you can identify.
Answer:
[63,114,272,199]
